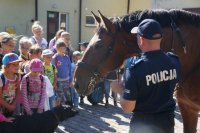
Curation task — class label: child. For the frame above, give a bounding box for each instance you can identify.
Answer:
[0,34,16,68]
[52,39,72,106]
[19,37,33,61]
[18,37,33,76]
[61,32,73,61]
[71,51,81,111]
[30,21,48,50]
[0,53,22,117]
[79,42,88,57]
[42,49,57,109]
[21,59,46,115]
[23,45,42,74]
[49,29,64,54]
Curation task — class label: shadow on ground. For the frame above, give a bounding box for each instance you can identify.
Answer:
[56,102,131,133]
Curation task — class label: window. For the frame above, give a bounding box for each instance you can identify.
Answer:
[85,15,96,26]
[59,13,69,31]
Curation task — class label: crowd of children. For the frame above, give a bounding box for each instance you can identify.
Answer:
[0,21,82,122]
[0,21,118,122]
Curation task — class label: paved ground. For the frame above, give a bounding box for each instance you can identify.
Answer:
[56,98,200,133]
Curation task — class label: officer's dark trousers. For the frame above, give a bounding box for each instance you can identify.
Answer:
[129,112,174,133]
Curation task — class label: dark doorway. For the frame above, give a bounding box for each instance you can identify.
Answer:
[47,11,59,44]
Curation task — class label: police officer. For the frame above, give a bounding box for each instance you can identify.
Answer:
[111,19,181,133]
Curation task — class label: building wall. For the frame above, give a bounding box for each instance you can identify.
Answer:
[129,0,152,12]
[38,0,80,48]
[0,0,34,36]
[151,0,200,9]
[81,0,128,43]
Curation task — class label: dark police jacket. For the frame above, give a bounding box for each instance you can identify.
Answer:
[123,50,181,114]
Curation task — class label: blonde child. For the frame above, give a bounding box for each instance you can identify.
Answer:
[0,53,22,117]
[21,59,46,115]
[42,49,57,109]
[30,21,48,50]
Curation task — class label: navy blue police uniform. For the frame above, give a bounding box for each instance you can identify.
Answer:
[123,50,181,133]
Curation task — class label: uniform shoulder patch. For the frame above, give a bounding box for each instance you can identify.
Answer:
[130,58,144,70]
[166,52,179,59]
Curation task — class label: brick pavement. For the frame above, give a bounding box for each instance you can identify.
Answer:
[56,99,200,133]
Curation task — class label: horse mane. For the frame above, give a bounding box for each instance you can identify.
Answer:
[113,9,200,33]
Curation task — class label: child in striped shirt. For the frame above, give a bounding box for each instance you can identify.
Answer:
[21,59,46,115]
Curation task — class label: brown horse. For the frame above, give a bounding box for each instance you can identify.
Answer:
[74,9,200,133]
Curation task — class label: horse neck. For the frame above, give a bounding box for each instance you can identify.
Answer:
[123,33,141,58]
[161,26,200,79]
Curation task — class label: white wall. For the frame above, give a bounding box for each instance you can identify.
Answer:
[0,0,34,36]
[151,0,200,9]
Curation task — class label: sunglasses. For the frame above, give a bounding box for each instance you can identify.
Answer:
[1,36,15,44]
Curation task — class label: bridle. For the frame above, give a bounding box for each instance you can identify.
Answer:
[77,29,117,95]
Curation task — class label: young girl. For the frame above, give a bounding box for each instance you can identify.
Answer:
[21,59,46,115]
[30,21,48,50]
[0,53,22,117]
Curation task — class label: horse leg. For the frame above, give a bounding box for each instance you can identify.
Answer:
[178,101,198,133]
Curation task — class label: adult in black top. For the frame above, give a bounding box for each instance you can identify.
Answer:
[111,19,181,133]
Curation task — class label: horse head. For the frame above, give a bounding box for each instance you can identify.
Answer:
[74,11,140,95]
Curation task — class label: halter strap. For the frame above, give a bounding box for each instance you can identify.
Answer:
[170,17,187,54]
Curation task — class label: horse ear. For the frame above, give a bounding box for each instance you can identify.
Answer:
[91,11,101,24]
[98,10,116,33]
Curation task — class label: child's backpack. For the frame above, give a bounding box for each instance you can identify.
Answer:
[87,81,104,105]
[0,73,6,89]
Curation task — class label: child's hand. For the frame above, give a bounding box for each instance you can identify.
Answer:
[37,108,43,114]
[54,84,58,90]
[5,117,15,122]
[69,83,73,88]
[27,111,33,116]
[110,81,124,95]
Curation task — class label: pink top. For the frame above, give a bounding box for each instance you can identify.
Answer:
[0,113,6,122]
[20,74,46,114]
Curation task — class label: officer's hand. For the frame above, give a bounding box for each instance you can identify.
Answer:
[110,81,124,95]
[5,117,15,122]
[27,111,33,116]
[37,108,43,114]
